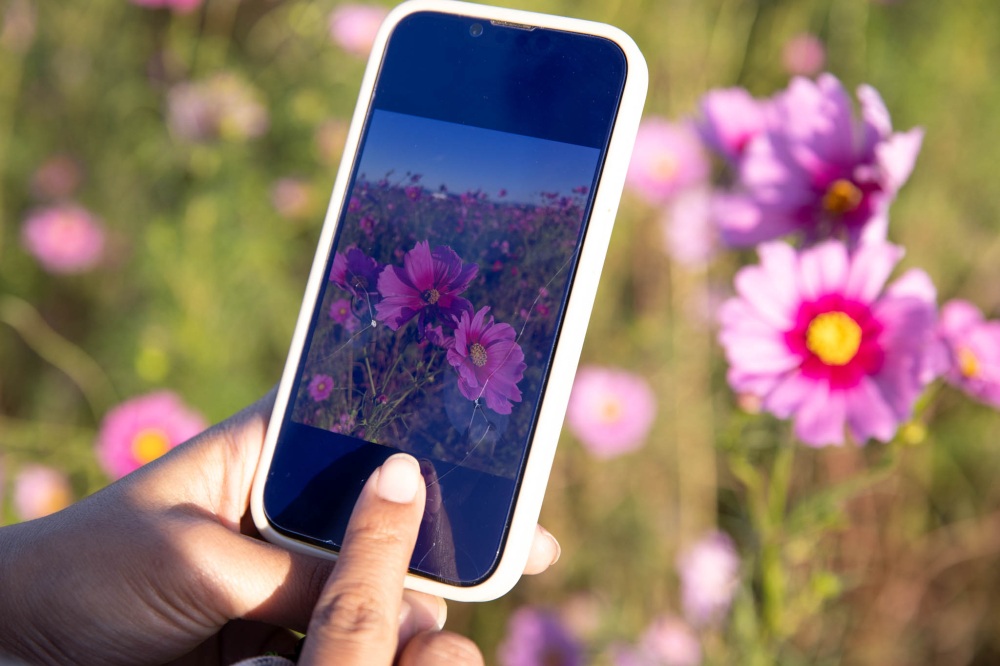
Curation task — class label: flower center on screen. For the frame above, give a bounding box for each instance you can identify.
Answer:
[351,275,369,290]
[806,311,862,366]
[470,342,488,367]
[958,346,980,378]
[822,179,863,215]
[131,428,171,465]
[422,288,441,305]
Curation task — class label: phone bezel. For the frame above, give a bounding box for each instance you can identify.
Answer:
[250,0,648,602]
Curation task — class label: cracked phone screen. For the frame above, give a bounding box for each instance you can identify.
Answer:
[263,11,626,586]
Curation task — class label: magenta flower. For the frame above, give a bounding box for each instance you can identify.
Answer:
[329,297,359,333]
[677,531,741,627]
[308,374,335,402]
[330,246,383,311]
[21,204,105,274]
[695,87,771,166]
[97,391,207,480]
[376,241,478,331]
[328,4,388,57]
[932,300,1000,408]
[13,465,72,521]
[446,307,525,415]
[716,75,924,246]
[625,118,709,205]
[718,240,937,446]
[781,33,826,76]
[497,607,583,666]
[566,366,656,458]
[130,0,201,13]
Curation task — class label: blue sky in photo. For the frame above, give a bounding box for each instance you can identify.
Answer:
[356,110,602,204]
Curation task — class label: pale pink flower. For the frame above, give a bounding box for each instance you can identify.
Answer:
[661,187,717,266]
[96,391,207,480]
[695,88,771,166]
[781,33,826,76]
[718,241,937,446]
[626,118,709,205]
[566,366,656,458]
[308,374,335,402]
[329,297,360,333]
[13,465,72,521]
[130,0,201,13]
[167,73,269,143]
[328,4,388,57]
[640,616,702,666]
[271,177,314,220]
[677,531,740,627]
[932,300,1000,408]
[21,204,105,273]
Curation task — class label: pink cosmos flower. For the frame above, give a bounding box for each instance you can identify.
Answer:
[130,0,201,13]
[566,366,656,458]
[932,300,1000,408]
[13,465,72,521]
[21,204,105,273]
[308,374,335,402]
[715,75,924,246]
[781,33,826,76]
[329,297,360,333]
[614,616,702,666]
[625,118,709,205]
[447,307,526,415]
[695,88,770,166]
[677,531,741,627]
[96,391,207,480]
[718,240,937,446]
[330,246,383,306]
[328,4,388,57]
[376,241,478,331]
[167,73,268,143]
[497,607,583,666]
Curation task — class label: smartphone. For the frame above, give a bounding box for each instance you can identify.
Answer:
[250,0,647,602]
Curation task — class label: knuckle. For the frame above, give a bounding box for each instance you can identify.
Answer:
[309,584,393,641]
[402,631,484,666]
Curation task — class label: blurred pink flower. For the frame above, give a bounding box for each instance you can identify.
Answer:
[13,465,72,521]
[21,204,105,273]
[97,391,207,480]
[716,74,923,246]
[271,178,315,220]
[718,241,937,446]
[167,73,269,143]
[566,366,656,458]
[695,88,770,166]
[447,306,526,415]
[308,374,335,402]
[781,33,826,76]
[932,300,1000,408]
[661,187,717,266]
[677,531,740,627]
[497,607,583,666]
[614,616,702,666]
[31,154,82,200]
[130,0,201,13]
[376,241,477,331]
[328,4,388,57]
[626,118,709,205]
[329,297,359,333]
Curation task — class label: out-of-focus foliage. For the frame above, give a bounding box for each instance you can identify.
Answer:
[3,0,1000,664]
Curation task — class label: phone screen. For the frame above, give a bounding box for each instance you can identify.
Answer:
[264,11,627,586]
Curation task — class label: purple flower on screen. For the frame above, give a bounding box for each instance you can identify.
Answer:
[717,240,937,446]
[715,74,923,246]
[329,297,359,333]
[375,241,477,331]
[447,307,525,415]
[308,374,335,402]
[566,366,656,459]
[330,246,383,310]
[497,607,583,666]
[932,300,1000,408]
[677,531,741,627]
[625,118,709,205]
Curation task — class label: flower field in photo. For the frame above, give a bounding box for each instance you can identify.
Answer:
[3,0,1000,664]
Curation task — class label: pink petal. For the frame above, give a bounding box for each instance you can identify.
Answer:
[939,299,984,336]
[877,127,924,193]
[797,240,849,300]
[793,384,847,446]
[843,241,904,303]
[845,377,899,443]
[763,372,814,419]
[857,84,892,143]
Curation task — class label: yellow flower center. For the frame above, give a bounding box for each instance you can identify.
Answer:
[422,288,440,305]
[958,346,980,378]
[470,342,488,367]
[131,428,171,465]
[822,179,863,215]
[599,398,623,423]
[806,312,862,366]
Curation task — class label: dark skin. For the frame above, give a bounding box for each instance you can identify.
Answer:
[0,391,561,665]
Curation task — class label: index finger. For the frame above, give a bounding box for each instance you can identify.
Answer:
[298,453,427,666]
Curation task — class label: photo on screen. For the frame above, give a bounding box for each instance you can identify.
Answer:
[290,110,602,478]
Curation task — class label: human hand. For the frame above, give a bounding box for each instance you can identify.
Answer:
[0,390,562,665]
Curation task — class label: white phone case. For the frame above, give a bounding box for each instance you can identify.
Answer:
[250,0,648,602]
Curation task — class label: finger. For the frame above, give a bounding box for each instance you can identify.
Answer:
[397,630,485,666]
[299,453,427,666]
[523,524,562,575]
[399,590,448,646]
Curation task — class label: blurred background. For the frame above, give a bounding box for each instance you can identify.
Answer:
[2,0,1000,664]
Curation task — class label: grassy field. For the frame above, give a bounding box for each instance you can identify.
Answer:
[3,0,1000,663]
